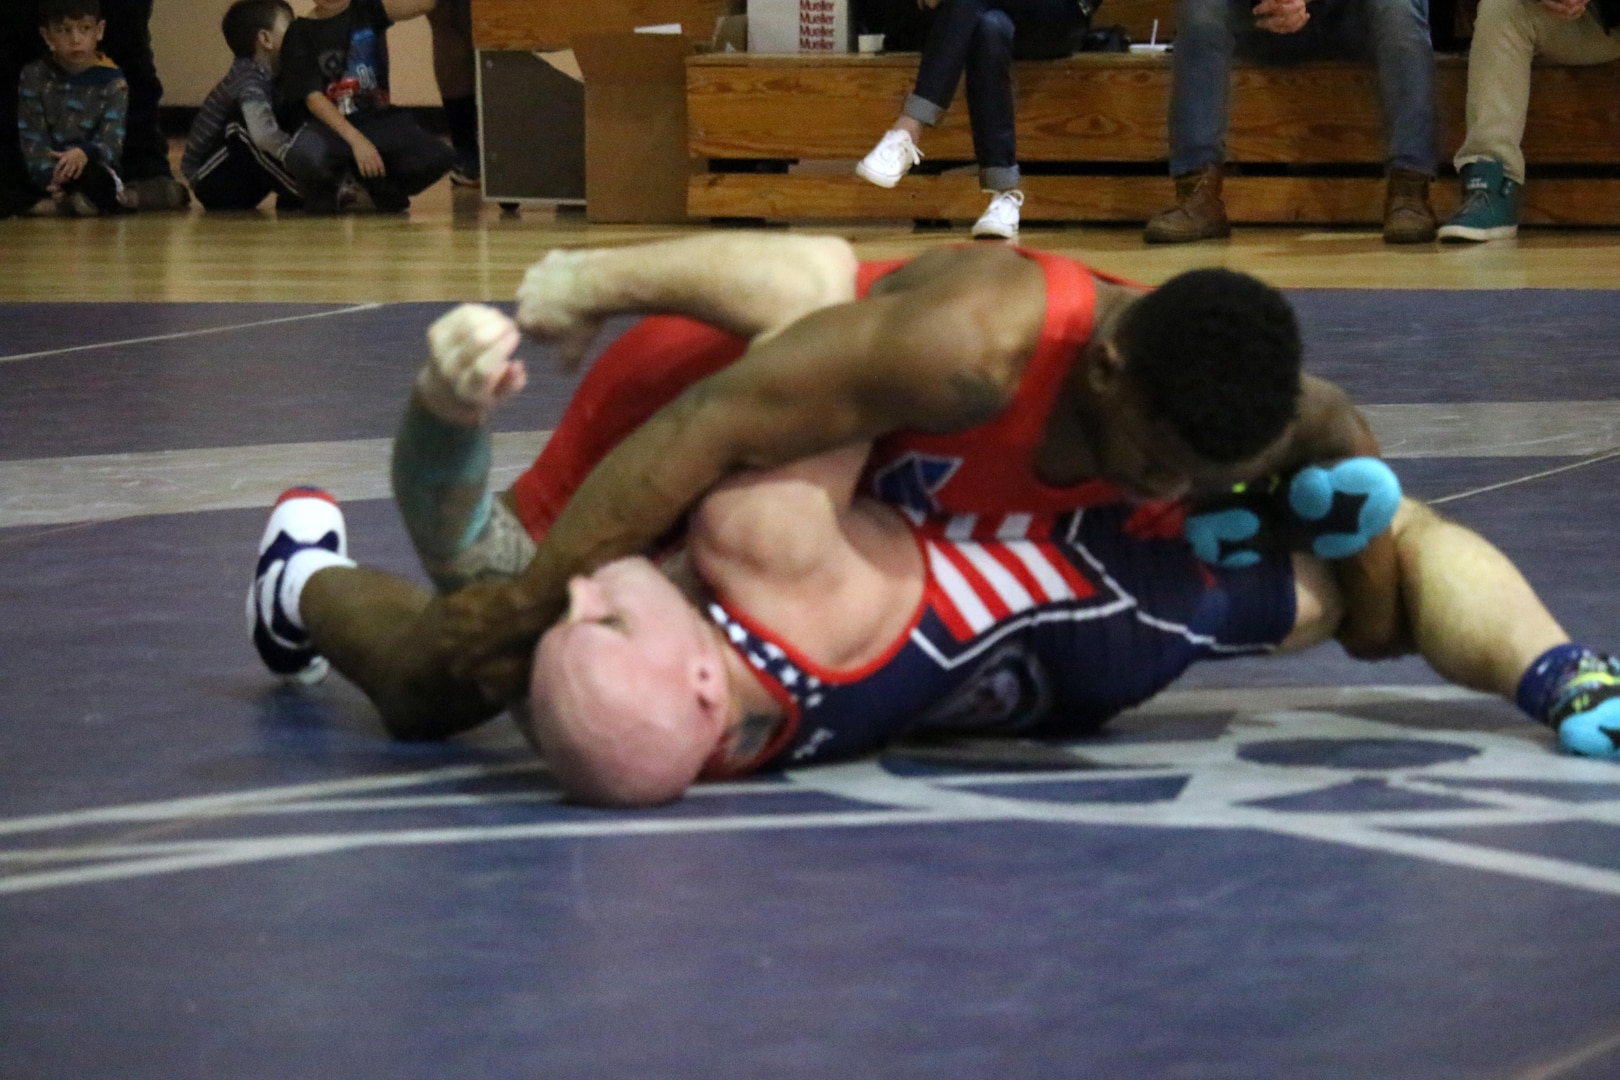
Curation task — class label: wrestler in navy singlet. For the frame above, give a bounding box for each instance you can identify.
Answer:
[704,505,1297,777]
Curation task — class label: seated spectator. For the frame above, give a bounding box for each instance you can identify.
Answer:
[1438,0,1620,241]
[2,0,184,217]
[18,0,133,216]
[181,0,302,211]
[853,0,1083,240]
[278,0,453,214]
[1145,0,1439,245]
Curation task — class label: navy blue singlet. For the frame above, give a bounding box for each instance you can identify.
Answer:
[705,505,1297,776]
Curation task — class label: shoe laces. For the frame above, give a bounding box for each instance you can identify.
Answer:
[984,189,1024,216]
[874,129,923,170]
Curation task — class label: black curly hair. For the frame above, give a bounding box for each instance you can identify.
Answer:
[1114,268,1303,464]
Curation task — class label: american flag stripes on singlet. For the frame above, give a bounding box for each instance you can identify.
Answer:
[700,505,1297,779]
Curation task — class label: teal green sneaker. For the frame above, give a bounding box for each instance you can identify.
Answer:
[1438,159,1520,242]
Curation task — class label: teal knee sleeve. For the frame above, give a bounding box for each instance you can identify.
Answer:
[391,401,495,561]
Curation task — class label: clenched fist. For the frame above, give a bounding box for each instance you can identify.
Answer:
[418,302,528,426]
[515,249,608,371]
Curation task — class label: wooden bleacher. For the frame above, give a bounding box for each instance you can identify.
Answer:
[688,52,1620,226]
[470,0,1620,227]
[470,0,739,51]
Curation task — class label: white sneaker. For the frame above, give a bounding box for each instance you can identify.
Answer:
[247,487,348,684]
[971,189,1024,240]
[855,129,923,189]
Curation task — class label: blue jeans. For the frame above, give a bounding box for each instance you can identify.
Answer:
[904,0,1080,190]
[1167,0,1436,176]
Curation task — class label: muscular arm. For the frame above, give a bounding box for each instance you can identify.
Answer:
[515,233,861,367]
[446,247,1048,695]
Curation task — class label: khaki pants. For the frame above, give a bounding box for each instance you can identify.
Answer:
[1456,0,1620,182]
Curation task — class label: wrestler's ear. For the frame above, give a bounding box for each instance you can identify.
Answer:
[691,654,727,710]
[690,655,732,741]
[1087,339,1128,400]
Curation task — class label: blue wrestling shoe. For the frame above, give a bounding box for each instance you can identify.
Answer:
[1183,498,1270,569]
[1284,457,1402,560]
[1549,656,1620,760]
[247,487,348,684]
[1183,457,1401,568]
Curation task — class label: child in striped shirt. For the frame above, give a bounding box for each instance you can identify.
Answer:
[181,0,302,210]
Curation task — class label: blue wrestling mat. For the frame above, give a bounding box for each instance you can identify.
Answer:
[2,295,1618,1079]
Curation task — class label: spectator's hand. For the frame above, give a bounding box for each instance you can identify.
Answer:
[50,147,87,185]
[515,249,609,371]
[917,0,941,8]
[349,135,386,178]
[440,578,565,703]
[1541,0,1589,20]
[1253,0,1310,33]
[419,302,528,424]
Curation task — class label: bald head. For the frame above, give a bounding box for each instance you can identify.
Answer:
[525,558,731,807]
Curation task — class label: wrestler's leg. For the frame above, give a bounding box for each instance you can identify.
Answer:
[317,303,742,735]
[1386,497,1567,697]
[294,306,537,740]
[515,233,859,366]
[1347,498,1617,755]
[247,485,506,739]
[287,489,529,742]
[307,389,537,739]
[300,566,504,739]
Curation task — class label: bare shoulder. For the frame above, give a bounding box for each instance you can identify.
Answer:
[866,246,1047,389]
[869,243,1044,301]
[689,445,867,582]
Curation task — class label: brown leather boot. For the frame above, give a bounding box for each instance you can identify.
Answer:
[1144,167,1231,244]
[1383,168,1437,244]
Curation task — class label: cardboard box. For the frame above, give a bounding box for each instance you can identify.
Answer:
[572,31,697,223]
[747,0,851,52]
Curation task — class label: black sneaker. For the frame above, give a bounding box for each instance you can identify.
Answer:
[449,147,481,187]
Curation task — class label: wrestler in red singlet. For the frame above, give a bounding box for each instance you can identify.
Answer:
[508,250,1155,540]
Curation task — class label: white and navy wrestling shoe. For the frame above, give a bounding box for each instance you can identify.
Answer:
[247,487,349,684]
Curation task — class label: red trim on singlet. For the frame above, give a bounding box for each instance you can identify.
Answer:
[860,248,1146,515]
[855,257,910,296]
[697,523,933,778]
